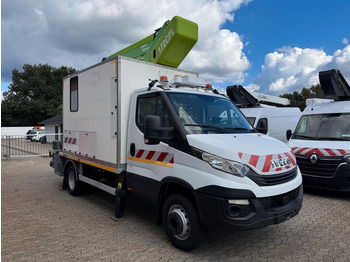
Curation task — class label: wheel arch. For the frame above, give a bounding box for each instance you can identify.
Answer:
[158,177,195,201]
[63,159,79,188]
[157,177,198,223]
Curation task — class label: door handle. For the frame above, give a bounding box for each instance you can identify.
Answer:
[130,143,135,157]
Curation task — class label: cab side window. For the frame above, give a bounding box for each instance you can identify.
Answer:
[136,93,172,133]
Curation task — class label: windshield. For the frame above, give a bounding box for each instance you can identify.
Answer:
[293,113,350,141]
[166,92,254,134]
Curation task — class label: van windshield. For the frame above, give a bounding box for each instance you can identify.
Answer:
[166,92,254,134]
[293,113,350,141]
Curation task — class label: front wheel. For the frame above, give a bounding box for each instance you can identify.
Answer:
[162,194,206,251]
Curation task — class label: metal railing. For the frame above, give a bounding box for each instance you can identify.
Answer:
[1,133,62,158]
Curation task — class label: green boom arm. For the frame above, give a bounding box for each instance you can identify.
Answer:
[109,16,198,68]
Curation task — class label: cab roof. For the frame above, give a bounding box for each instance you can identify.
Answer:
[303,100,350,115]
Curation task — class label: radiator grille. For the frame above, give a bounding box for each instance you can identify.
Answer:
[295,155,342,177]
[247,168,297,186]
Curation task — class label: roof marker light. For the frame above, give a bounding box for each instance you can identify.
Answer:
[160,76,168,82]
[205,84,213,90]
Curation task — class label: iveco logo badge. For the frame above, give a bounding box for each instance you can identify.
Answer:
[310,154,318,164]
[270,158,291,169]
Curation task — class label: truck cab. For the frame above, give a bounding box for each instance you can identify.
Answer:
[287,69,350,191]
[125,76,303,250]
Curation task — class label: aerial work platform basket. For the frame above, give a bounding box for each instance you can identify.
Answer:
[319,69,350,100]
[109,16,198,68]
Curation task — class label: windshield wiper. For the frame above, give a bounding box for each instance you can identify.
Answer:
[225,127,255,133]
[294,134,317,140]
[183,124,232,133]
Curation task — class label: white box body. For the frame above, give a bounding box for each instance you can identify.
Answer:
[63,56,198,171]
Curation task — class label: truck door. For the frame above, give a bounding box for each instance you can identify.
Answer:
[127,92,175,204]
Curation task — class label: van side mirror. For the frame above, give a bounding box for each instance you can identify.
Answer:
[256,126,268,134]
[255,118,268,134]
[144,115,174,145]
[286,129,293,141]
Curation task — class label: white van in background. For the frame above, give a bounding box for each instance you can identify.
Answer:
[241,106,301,143]
[226,85,301,143]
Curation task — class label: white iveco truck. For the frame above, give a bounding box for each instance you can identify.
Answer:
[50,17,302,251]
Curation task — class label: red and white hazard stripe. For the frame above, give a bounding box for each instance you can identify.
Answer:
[238,151,296,173]
[133,149,174,164]
[64,137,77,145]
[292,147,349,156]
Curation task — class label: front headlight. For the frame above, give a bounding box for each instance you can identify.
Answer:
[200,151,250,177]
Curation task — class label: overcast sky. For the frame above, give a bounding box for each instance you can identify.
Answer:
[2,0,350,96]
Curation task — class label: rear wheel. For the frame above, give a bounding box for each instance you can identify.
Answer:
[162,194,206,251]
[66,164,82,196]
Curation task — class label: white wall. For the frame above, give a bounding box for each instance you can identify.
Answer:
[44,124,63,142]
[1,127,35,136]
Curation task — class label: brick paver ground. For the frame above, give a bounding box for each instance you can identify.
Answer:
[2,156,350,261]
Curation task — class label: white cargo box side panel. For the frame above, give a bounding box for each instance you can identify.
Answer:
[63,57,199,169]
[118,57,199,165]
[63,60,118,165]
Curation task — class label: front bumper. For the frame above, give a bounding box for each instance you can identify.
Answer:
[194,184,303,231]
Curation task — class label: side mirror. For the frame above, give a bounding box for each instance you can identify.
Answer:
[256,127,268,134]
[144,115,174,145]
[255,118,268,134]
[286,129,293,141]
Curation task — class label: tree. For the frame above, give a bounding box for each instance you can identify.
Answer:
[1,64,76,126]
[279,84,323,111]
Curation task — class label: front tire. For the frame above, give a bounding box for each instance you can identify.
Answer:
[66,164,82,196]
[162,194,206,251]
